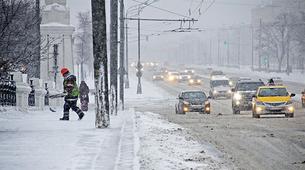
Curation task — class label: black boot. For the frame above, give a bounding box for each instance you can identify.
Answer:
[60,112,69,121]
[59,117,69,121]
[78,112,85,120]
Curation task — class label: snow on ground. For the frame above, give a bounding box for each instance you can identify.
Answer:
[135,111,227,170]
[0,107,137,170]
[126,74,229,169]
[0,73,227,170]
[125,72,172,101]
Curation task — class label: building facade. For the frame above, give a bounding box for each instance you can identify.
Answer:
[40,0,75,89]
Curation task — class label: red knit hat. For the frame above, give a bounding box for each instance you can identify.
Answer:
[61,67,69,76]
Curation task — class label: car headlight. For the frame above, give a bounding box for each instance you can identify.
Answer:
[153,76,156,79]
[228,89,232,93]
[197,80,201,83]
[213,90,218,94]
[189,79,194,83]
[188,75,191,79]
[287,106,294,112]
[256,106,264,113]
[229,81,233,86]
[236,101,240,105]
[233,93,242,100]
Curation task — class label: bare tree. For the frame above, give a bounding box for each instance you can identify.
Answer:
[259,13,294,72]
[0,0,40,78]
[74,11,93,81]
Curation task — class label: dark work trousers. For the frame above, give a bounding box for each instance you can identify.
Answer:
[62,100,83,118]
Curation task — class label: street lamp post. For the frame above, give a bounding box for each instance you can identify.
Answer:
[136,6,142,94]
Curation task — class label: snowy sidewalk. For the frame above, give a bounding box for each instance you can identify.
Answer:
[0,107,138,170]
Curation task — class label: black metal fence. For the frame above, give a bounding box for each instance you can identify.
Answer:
[0,75,16,106]
[28,80,35,106]
[45,83,49,106]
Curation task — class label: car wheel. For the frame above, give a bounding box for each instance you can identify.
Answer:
[233,108,240,114]
[252,108,259,118]
[285,113,294,118]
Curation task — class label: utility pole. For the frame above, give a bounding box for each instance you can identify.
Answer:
[125,21,130,89]
[238,27,241,68]
[251,26,254,71]
[227,30,230,66]
[217,31,220,66]
[258,18,262,71]
[136,8,142,94]
[53,44,58,87]
[35,0,41,78]
[209,39,212,65]
[91,0,110,128]
[110,0,118,113]
[119,0,125,110]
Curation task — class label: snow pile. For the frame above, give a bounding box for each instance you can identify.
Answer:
[135,111,227,170]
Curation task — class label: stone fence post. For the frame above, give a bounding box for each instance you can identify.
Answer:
[30,78,47,110]
[12,72,31,112]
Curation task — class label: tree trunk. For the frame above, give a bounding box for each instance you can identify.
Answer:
[91,0,109,128]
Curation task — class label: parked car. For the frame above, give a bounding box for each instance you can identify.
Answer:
[175,90,211,114]
[231,79,265,114]
[252,86,295,118]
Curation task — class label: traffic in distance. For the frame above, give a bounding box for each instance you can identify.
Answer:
[135,62,302,118]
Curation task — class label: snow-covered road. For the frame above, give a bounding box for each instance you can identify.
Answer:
[133,68,305,170]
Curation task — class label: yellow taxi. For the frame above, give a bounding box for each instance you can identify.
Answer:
[252,86,295,118]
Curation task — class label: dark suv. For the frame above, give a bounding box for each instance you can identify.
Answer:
[232,79,265,114]
[175,91,211,114]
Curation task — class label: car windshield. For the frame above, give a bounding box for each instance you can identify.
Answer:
[182,92,206,99]
[211,80,229,87]
[258,88,289,97]
[236,82,264,91]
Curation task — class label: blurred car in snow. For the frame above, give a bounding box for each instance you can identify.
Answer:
[175,90,211,114]
[152,72,164,81]
[188,75,202,86]
[231,79,265,114]
[183,68,195,75]
[178,72,192,82]
[209,76,232,99]
[210,70,224,79]
[166,72,179,82]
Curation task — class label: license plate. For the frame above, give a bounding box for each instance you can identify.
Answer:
[267,107,282,111]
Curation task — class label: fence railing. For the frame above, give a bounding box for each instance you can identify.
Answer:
[0,76,16,106]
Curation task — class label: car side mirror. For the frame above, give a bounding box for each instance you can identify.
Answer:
[290,93,296,97]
